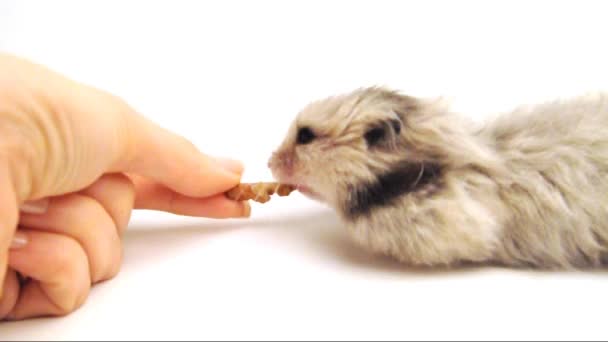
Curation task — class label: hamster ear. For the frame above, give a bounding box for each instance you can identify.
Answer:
[389,117,401,135]
[365,118,403,149]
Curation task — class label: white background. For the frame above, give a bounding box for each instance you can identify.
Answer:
[1,0,608,340]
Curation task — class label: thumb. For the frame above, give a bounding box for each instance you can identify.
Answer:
[0,162,19,300]
[0,53,243,200]
[116,111,244,198]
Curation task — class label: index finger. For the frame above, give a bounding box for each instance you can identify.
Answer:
[129,175,251,218]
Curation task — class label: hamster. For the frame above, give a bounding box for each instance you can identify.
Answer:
[267,87,608,269]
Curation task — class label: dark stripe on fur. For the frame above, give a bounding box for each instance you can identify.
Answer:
[344,161,441,220]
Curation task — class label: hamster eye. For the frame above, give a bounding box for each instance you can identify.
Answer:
[296,127,316,145]
[364,127,386,146]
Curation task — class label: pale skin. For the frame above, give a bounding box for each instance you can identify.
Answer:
[0,53,250,321]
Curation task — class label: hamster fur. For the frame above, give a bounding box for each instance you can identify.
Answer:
[267,87,608,269]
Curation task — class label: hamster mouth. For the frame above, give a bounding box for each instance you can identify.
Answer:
[295,184,324,201]
[268,169,325,201]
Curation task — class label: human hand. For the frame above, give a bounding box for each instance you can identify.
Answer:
[0,53,250,320]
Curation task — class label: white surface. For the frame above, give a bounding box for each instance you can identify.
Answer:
[1,0,608,340]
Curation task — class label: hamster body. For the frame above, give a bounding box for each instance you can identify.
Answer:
[268,87,608,269]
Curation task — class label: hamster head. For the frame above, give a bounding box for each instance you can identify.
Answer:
[268,86,481,219]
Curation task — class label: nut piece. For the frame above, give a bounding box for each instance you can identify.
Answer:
[225,182,296,203]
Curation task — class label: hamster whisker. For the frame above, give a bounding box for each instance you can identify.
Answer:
[410,162,425,190]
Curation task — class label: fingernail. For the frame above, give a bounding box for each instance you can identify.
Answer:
[10,232,28,249]
[214,157,244,175]
[20,198,49,215]
[242,201,251,218]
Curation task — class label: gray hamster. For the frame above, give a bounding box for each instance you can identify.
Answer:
[268,87,608,269]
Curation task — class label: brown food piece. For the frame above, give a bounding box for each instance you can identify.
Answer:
[225,182,296,203]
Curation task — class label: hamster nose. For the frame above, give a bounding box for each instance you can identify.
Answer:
[268,151,294,172]
[280,153,294,169]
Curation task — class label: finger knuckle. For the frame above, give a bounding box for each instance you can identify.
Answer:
[56,284,90,316]
[44,239,91,314]
[52,237,88,279]
[103,245,123,281]
[88,174,135,233]
[95,233,123,283]
[91,231,122,284]
[0,270,19,320]
[66,195,122,283]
